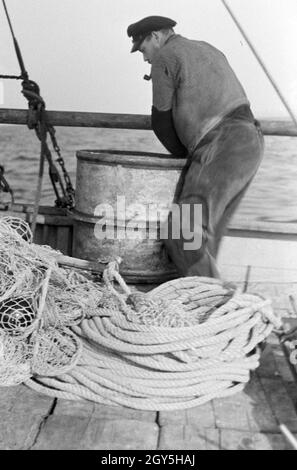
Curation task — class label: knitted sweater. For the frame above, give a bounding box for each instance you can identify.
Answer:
[151,35,250,154]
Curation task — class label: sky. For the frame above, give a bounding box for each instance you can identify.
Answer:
[0,0,297,119]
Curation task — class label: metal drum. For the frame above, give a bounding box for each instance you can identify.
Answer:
[72,150,186,283]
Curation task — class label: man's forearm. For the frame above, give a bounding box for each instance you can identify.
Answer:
[151,106,187,157]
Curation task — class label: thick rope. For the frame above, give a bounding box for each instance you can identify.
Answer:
[26,261,282,411]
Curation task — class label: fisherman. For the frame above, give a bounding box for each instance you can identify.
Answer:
[127,16,264,278]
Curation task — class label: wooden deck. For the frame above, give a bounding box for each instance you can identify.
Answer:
[1,334,296,450]
[1,264,297,451]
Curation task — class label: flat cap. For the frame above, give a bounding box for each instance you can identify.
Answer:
[127,16,176,53]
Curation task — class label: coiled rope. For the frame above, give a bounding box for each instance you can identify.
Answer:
[27,260,282,411]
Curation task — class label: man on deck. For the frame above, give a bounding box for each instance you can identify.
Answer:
[127,16,264,278]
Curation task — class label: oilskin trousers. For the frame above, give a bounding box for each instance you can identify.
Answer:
[164,105,264,278]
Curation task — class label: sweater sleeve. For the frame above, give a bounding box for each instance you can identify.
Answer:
[151,53,175,111]
[151,107,187,157]
[151,53,187,157]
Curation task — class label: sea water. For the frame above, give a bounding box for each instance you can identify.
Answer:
[0,124,296,226]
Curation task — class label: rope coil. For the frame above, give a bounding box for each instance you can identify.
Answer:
[32,260,282,410]
[0,216,283,410]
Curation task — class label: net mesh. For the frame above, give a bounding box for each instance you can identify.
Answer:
[124,288,234,327]
[0,330,32,386]
[0,216,104,385]
[31,327,82,376]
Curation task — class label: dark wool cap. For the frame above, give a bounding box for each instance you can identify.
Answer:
[127,16,176,52]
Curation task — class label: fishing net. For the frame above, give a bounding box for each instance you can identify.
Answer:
[0,216,33,243]
[0,252,16,297]
[0,216,104,385]
[44,269,104,328]
[0,330,32,386]
[31,327,83,376]
[125,283,234,327]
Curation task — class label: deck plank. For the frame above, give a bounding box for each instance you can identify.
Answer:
[219,265,297,319]
[219,262,297,316]
[0,386,23,413]
[249,285,295,316]
[0,385,55,450]
[32,415,92,450]
[212,373,282,433]
[249,266,297,284]
[256,344,280,378]
[271,343,297,383]
[218,264,247,286]
[53,399,96,418]
[212,393,251,431]
[158,402,215,428]
[205,428,221,450]
[259,376,297,432]
[243,375,279,432]
[158,424,220,450]
[1,410,48,450]
[0,384,54,414]
[220,430,294,450]
[33,416,159,450]
[54,399,157,422]
[246,265,297,316]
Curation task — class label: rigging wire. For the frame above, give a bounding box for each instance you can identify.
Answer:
[0,0,75,225]
[2,0,28,80]
[221,0,297,129]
